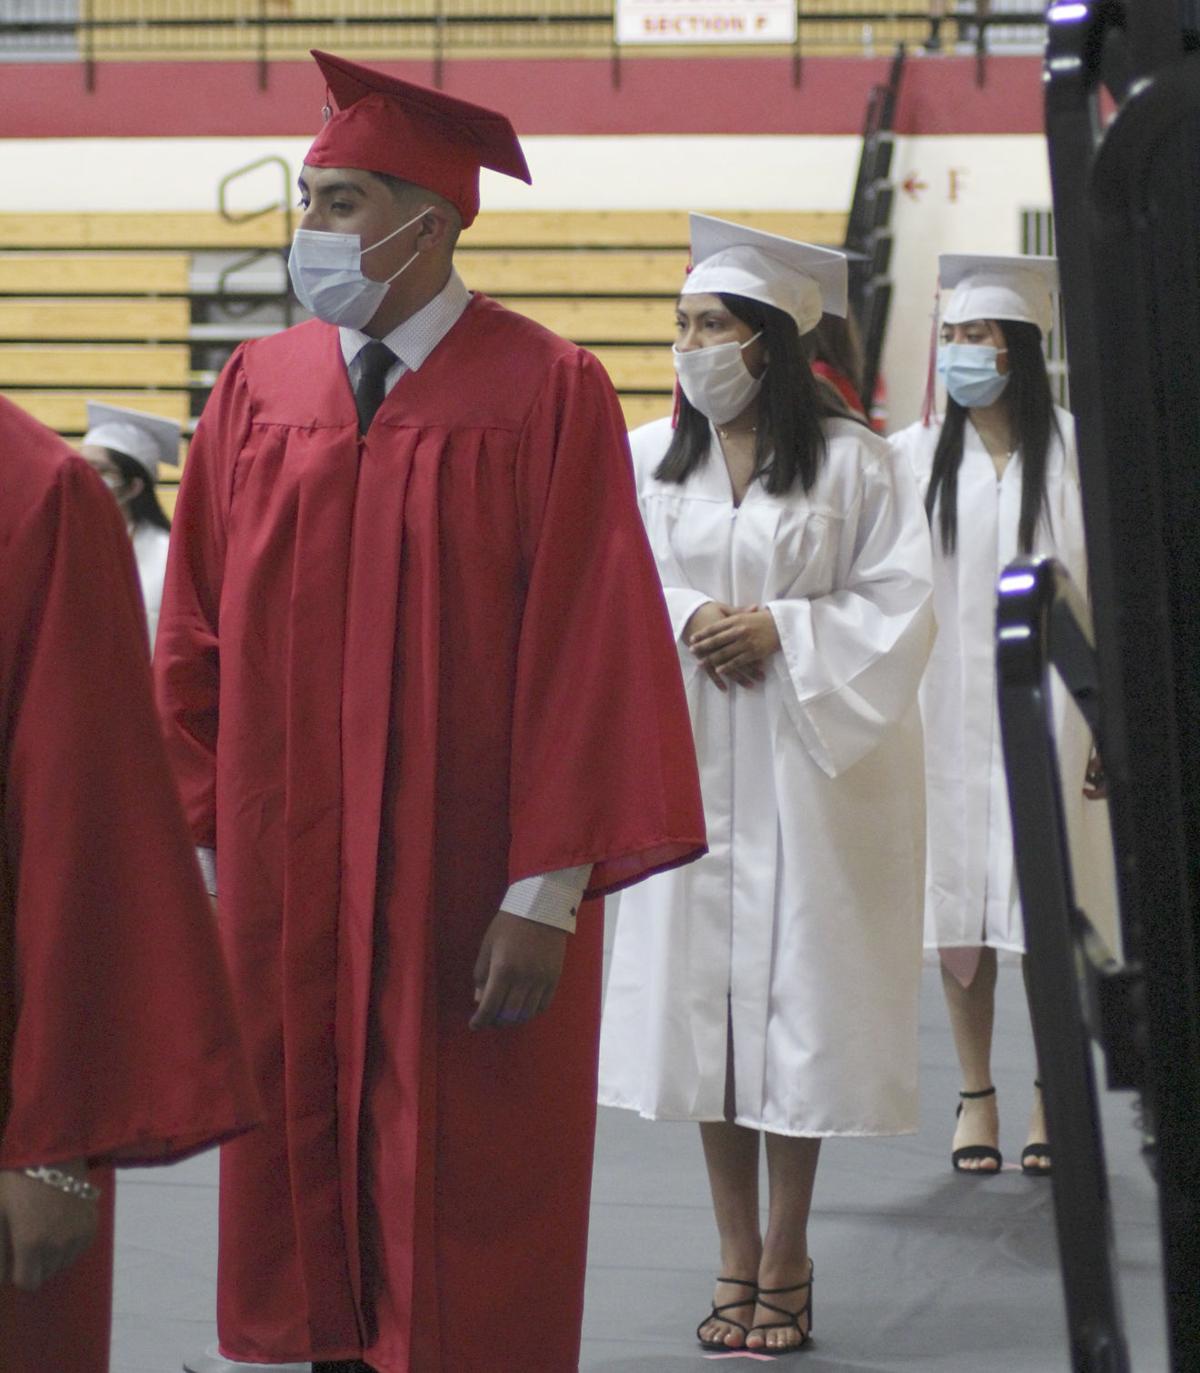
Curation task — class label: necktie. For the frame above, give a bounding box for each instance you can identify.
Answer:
[354,340,397,435]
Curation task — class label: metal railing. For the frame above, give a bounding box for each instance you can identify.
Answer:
[1034,0,1200,1365]
[996,556,1133,1373]
[214,154,294,325]
[1,0,1048,86]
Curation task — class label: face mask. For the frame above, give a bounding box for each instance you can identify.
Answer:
[937,342,1010,409]
[287,206,432,330]
[100,471,136,511]
[672,332,764,425]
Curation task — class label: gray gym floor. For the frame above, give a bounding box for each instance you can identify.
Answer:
[111,958,1168,1373]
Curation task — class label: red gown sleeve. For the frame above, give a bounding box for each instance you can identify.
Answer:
[509,348,706,896]
[0,451,258,1169]
[154,349,253,846]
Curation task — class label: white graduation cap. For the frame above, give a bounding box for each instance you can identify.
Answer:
[940,253,1059,336]
[82,401,181,481]
[682,213,849,337]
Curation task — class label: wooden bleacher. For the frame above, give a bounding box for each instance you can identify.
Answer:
[0,209,845,250]
[0,208,846,511]
[0,252,191,295]
[75,0,937,62]
[3,389,190,431]
[0,299,192,341]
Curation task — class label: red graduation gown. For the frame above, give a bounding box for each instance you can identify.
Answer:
[0,397,259,1373]
[156,296,705,1372]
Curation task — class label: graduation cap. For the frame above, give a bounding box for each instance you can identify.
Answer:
[681,214,849,337]
[304,50,532,228]
[940,253,1059,336]
[82,401,180,481]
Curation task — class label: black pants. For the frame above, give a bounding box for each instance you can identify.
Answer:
[313,1362,373,1372]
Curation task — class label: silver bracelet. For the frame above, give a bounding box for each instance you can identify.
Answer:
[22,1166,101,1203]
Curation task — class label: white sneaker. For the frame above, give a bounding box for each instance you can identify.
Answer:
[182,1345,311,1373]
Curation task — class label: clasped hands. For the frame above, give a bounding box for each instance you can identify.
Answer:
[684,600,782,691]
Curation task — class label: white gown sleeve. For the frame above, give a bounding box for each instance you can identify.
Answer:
[887,420,934,497]
[628,422,712,643]
[766,444,935,778]
[661,586,714,645]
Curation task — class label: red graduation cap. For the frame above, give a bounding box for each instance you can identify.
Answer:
[304,50,532,228]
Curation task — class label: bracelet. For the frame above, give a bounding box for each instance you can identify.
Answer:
[22,1166,101,1203]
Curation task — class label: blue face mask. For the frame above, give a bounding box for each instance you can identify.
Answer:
[937,342,1010,408]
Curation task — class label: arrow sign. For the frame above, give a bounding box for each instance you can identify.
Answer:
[902,173,928,200]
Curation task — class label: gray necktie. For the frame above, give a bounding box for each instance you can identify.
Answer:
[354,340,397,435]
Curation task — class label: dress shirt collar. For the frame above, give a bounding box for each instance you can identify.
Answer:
[339,267,471,374]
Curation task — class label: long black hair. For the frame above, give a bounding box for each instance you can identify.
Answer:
[105,447,172,532]
[804,312,867,415]
[924,319,1060,556]
[656,293,844,497]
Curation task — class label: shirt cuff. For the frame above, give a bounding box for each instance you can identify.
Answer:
[501,865,592,934]
[196,846,217,897]
[196,850,591,926]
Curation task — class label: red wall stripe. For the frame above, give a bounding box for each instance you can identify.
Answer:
[7,54,1045,139]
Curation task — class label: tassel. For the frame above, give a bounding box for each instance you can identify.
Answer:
[673,249,693,429]
[920,281,941,427]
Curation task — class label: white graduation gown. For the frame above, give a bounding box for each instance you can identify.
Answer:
[891,408,1118,958]
[598,416,935,1137]
[130,521,170,650]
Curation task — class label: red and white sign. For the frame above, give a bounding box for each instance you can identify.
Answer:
[615,0,797,45]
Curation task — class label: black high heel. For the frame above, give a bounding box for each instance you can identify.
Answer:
[952,1086,1003,1173]
[1021,1079,1053,1176]
[696,1276,758,1350]
[747,1261,814,1355]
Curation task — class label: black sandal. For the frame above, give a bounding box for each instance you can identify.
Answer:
[1022,1080,1053,1176]
[747,1263,813,1355]
[696,1276,757,1351]
[952,1086,1003,1173]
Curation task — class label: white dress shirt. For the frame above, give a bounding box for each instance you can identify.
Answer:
[199,269,590,932]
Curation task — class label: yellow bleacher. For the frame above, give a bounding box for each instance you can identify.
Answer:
[75,0,938,62]
[0,209,844,251]
[0,253,191,295]
[0,299,192,341]
[0,344,190,388]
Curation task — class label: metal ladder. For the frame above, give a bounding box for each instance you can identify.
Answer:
[843,43,905,407]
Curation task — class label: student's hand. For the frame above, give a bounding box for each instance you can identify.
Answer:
[471,911,567,1030]
[0,1162,99,1291]
[689,607,781,680]
[684,601,765,690]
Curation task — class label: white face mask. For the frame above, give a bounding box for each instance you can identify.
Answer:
[672,332,764,425]
[98,469,136,512]
[287,206,433,330]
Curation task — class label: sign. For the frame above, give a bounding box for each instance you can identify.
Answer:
[615,0,797,45]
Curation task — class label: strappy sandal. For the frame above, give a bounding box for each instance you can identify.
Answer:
[747,1262,813,1355]
[1022,1080,1053,1176]
[696,1276,757,1351]
[952,1086,1003,1173]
